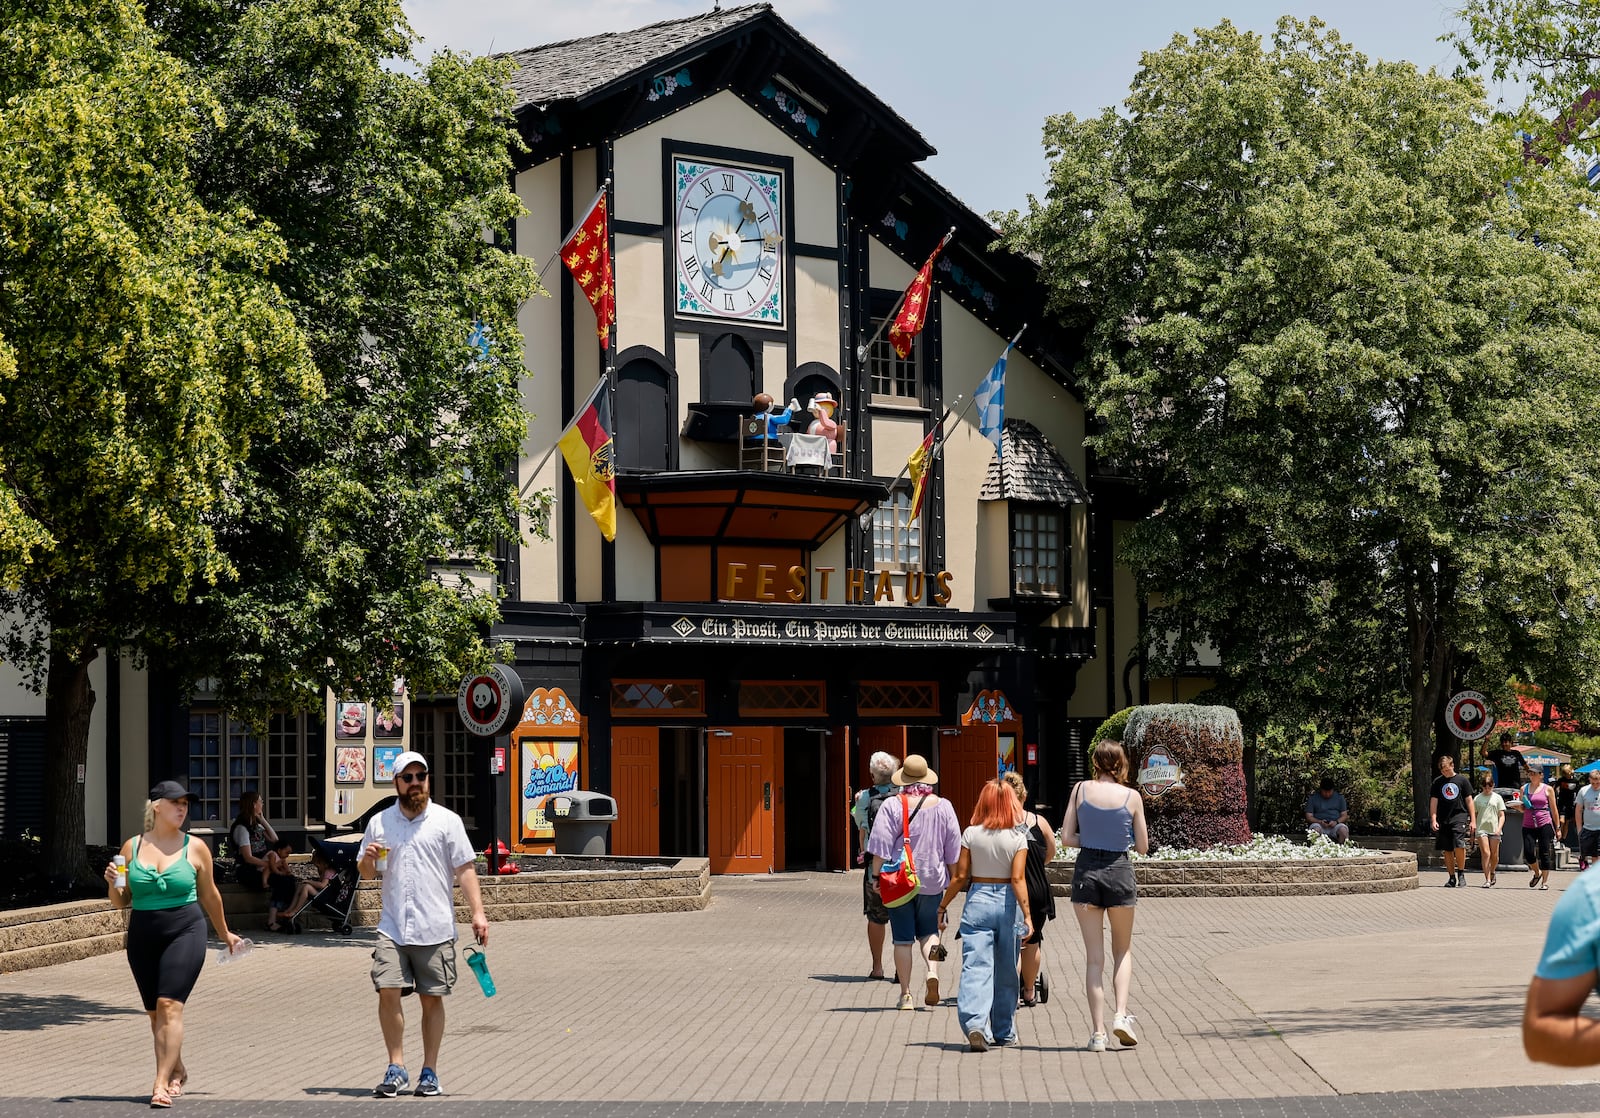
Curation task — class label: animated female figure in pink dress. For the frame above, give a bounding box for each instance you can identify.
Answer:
[807,393,839,452]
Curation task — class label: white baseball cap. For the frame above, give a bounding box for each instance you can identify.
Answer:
[392,751,429,777]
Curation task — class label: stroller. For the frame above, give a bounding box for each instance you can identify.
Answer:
[287,837,362,936]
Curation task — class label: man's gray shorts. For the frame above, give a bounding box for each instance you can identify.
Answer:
[372,934,457,996]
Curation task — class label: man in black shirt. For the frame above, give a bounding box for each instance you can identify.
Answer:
[1430,754,1478,887]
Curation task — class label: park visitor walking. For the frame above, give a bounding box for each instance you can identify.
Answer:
[1060,741,1149,1052]
[1525,862,1600,1063]
[851,751,899,982]
[360,751,489,1098]
[865,754,961,1012]
[1523,766,1558,890]
[1473,773,1505,887]
[1429,755,1477,887]
[1000,769,1056,1005]
[1576,769,1600,871]
[104,781,244,1109]
[938,780,1032,1051]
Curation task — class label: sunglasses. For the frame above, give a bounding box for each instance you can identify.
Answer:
[397,771,428,785]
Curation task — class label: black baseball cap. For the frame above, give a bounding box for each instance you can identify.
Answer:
[150,780,200,803]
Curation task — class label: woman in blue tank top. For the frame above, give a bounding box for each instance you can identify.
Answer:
[1061,741,1149,1054]
[105,781,243,1108]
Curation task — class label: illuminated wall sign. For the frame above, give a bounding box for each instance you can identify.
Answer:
[723,563,953,606]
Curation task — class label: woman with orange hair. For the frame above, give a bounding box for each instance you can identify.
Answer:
[937,780,1032,1051]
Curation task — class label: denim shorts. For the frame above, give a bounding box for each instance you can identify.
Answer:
[1071,848,1137,908]
[887,892,941,944]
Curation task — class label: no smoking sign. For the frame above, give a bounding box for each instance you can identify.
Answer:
[456,664,526,738]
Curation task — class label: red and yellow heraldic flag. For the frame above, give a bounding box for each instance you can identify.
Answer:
[561,193,615,348]
[559,389,616,541]
[888,241,945,359]
[907,424,940,522]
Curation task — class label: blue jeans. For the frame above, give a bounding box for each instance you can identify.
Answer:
[887,892,940,945]
[956,883,1022,1043]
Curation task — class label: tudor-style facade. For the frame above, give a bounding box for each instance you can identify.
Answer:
[0,3,1157,863]
[380,3,1145,872]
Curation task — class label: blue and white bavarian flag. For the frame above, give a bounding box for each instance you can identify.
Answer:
[972,350,1008,460]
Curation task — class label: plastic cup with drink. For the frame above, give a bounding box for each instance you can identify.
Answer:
[112,855,127,889]
[374,842,390,872]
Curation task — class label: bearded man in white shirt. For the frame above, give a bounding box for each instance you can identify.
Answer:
[359,751,488,1098]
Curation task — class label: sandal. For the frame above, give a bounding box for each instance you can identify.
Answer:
[150,1090,172,1109]
[266,922,280,932]
[170,1069,187,1097]
[1020,994,1038,1008]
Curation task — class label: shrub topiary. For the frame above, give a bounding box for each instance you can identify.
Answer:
[1122,704,1252,851]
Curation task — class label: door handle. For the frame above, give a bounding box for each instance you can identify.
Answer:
[764,782,772,810]
[653,787,659,807]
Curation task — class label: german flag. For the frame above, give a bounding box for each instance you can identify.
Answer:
[559,388,616,541]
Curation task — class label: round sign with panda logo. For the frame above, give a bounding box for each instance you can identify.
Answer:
[1445,691,1494,741]
[456,665,525,738]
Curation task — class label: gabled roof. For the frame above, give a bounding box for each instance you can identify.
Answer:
[979,420,1089,505]
[502,5,768,107]
[498,3,930,155]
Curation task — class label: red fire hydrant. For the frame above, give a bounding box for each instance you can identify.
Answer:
[483,839,520,875]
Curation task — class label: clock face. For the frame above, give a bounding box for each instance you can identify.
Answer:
[673,159,784,324]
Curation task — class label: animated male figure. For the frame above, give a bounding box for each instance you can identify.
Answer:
[750,392,801,442]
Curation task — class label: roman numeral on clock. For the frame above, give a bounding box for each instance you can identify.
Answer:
[722,173,735,191]
[724,293,736,311]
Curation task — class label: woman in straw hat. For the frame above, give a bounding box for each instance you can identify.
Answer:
[865,754,961,1011]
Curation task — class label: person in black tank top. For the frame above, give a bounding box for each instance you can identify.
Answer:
[1001,771,1056,1006]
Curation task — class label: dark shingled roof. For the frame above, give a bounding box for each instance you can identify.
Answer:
[501,4,768,108]
[978,420,1089,505]
[496,3,931,153]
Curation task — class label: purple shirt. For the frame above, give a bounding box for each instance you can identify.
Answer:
[866,792,961,895]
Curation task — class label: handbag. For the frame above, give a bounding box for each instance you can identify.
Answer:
[878,794,927,908]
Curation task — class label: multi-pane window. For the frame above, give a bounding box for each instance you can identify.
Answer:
[264,715,306,821]
[872,489,921,569]
[188,712,310,827]
[869,318,920,401]
[1013,506,1065,595]
[186,714,259,826]
[413,706,475,825]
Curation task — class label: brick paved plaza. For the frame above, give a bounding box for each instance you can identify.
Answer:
[1,866,1596,1117]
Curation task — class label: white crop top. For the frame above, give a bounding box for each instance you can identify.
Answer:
[962,824,1027,877]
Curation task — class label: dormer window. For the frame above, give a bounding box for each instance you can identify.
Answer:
[1011,505,1064,597]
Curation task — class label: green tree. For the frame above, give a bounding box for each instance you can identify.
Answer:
[1452,0,1600,157]
[144,0,545,726]
[1002,17,1600,829]
[0,0,316,881]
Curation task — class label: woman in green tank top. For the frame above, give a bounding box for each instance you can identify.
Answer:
[104,781,243,1109]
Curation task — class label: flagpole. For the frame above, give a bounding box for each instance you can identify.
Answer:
[854,227,955,363]
[518,375,610,500]
[538,179,612,280]
[873,324,1027,498]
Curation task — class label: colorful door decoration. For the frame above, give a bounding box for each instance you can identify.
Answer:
[511,687,584,851]
[963,689,1021,778]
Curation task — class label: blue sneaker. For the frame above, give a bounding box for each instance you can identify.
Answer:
[414,1068,442,1097]
[373,1064,409,1098]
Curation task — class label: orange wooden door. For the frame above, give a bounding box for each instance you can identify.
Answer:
[940,724,998,829]
[707,726,777,874]
[611,726,660,856]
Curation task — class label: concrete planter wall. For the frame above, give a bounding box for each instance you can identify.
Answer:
[1046,850,1417,898]
[0,857,711,975]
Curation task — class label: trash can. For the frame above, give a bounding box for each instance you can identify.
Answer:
[547,791,617,856]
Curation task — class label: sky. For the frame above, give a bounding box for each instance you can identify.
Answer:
[399,0,1509,218]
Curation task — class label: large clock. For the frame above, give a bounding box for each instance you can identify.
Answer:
[673,158,784,324]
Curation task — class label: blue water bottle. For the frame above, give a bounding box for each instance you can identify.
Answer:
[464,946,496,997]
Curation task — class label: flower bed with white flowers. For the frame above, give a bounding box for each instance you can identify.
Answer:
[1047,835,1417,897]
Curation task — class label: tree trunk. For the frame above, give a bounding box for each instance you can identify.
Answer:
[1406,566,1453,833]
[43,639,97,888]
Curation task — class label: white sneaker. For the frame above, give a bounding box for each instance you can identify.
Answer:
[898,992,915,1011]
[1087,1032,1107,1052]
[1112,1013,1139,1046]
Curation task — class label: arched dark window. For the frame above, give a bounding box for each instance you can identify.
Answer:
[788,361,842,414]
[704,333,756,402]
[614,348,675,472]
